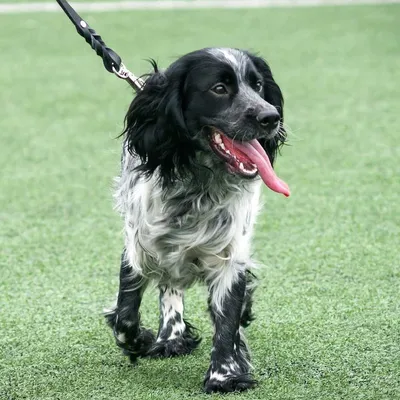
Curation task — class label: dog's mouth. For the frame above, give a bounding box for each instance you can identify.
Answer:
[210,129,290,197]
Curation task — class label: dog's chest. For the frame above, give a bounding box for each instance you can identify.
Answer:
[145,181,260,277]
[118,168,261,284]
[159,195,241,253]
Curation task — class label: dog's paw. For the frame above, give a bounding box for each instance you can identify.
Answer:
[105,309,156,363]
[203,372,257,393]
[146,328,201,358]
[119,327,156,363]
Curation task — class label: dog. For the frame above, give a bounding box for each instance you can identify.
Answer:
[105,47,289,393]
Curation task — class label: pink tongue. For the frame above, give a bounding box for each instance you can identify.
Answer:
[230,139,290,197]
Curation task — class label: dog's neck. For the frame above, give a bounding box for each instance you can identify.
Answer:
[167,150,259,195]
[160,159,260,221]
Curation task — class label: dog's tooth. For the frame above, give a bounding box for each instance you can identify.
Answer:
[246,164,256,172]
[239,162,244,170]
[214,133,222,144]
[226,150,231,155]
[220,143,226,150]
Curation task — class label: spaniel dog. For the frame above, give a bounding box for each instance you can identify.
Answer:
[105,47,289,393]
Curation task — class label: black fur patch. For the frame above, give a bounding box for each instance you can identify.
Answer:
[241,270,257,328]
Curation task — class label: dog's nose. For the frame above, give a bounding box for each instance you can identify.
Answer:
[257,110,280,130]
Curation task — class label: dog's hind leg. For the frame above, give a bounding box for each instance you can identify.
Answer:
[204,267,256,393]
[146,286,201,358]
[105,249,155,363]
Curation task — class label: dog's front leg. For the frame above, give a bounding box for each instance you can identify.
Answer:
[204,268,257,393]
[105,249,155,363]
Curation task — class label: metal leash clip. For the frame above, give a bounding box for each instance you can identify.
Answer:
[112,63,145,92]
[56,0,144,93]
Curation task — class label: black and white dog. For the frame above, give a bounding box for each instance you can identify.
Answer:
[105,47,289,393]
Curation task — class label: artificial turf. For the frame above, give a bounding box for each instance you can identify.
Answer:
[1,3,399,400]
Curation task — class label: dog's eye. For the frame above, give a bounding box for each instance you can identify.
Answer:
[211,84,228,95]
[255,81,263,93]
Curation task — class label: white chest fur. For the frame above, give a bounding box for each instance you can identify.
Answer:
[115,154,261,289]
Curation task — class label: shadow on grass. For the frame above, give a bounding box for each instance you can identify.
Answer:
[102,348,209,396]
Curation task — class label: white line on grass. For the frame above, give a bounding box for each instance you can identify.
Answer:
[0,0,399,14]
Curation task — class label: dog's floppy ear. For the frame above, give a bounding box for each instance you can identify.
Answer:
[247,53,286,166]
[122,60,195,184]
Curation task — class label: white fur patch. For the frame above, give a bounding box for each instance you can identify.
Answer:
[116,332,126,343]
[160,287,186,340]
[207,48,249,79]
[209,371,228,382]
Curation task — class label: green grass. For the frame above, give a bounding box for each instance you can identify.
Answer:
[1,4,400,400]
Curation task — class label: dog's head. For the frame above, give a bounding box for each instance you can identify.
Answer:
[123,48,289,195]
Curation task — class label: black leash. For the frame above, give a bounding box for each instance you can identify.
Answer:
[56,0,144,92]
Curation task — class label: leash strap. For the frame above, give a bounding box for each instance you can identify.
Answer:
[56,0,144,92]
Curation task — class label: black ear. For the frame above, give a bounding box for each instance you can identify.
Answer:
[247,53,286,166]
[122,61,195,185]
